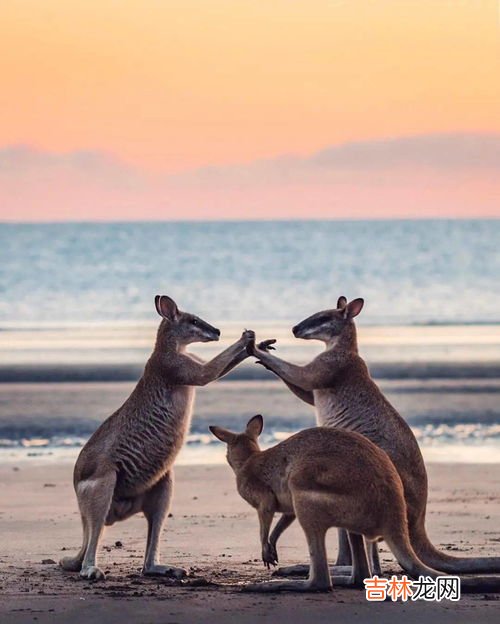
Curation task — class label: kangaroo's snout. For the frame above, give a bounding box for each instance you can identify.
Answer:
[192,318,220,342]
[292,322,308,338]
[204,323,221,341]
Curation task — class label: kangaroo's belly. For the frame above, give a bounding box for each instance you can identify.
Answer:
[113,386,195,496]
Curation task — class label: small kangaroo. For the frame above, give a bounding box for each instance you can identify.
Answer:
[249,297,500,581]
[210,416,500,593]
[60,295,255,580]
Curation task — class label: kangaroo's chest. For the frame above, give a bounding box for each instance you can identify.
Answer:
[314,388,350,427]
[114,386,195,495]
[313,385,382,440]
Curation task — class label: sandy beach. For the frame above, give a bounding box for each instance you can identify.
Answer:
[1,460,499,623]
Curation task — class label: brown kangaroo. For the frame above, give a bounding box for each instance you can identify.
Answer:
[249,297,500,581]
[210,415,500,593]
[60,295,254,580]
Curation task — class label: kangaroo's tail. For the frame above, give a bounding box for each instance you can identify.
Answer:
[411,520,500,574]
[385,527,500,594]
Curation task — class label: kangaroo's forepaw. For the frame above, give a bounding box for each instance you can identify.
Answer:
[80,565,106,581]
[241,329,256,347]
[59,556,82,572]
[143,564,187,579]
[262,542,279,569]
[258,339,277,352]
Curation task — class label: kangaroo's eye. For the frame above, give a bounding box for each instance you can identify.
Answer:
[192,319,198,326]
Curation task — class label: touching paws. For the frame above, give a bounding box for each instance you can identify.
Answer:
[241,329,256,348]
[246,336,277,356]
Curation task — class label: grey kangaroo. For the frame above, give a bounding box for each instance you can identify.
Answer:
[211,416,500,593]
[60,295,254,580]
[249,297,500,582]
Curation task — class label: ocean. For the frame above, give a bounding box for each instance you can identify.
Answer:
[1,219,499,325]
[0,219,499,463]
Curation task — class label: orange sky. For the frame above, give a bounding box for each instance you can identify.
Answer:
[0,1,499,220]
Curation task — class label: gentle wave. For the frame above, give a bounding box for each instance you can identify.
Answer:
[2,423,499,451]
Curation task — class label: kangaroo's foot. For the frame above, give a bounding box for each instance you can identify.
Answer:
[141,473,186,580]
[142,564,187,579]
[242,579,332,593]
[273,564,352,577]
[80,565,106,581]
[331,574,366,589]
[59,555,83,572]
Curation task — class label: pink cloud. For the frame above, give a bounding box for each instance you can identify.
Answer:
[1,134,499,221]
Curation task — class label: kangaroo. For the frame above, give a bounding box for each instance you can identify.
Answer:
[249,297,500,581]
[60,295,255,581]
[210,416,500,593]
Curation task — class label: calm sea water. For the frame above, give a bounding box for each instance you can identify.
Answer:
[1,219,499,325]
[0,219,499,462]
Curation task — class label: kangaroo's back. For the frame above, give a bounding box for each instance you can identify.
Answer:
[237,427,405,520]
[267,428,402,491]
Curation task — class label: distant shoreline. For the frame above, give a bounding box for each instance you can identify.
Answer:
[2,320,500,330]
[1,216,500,225]
[2,361,500,383]
[0,214,500,226]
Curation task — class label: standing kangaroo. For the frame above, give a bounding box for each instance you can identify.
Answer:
[210,416,500,593]
[249,297,500,581]
[60,295,254,580]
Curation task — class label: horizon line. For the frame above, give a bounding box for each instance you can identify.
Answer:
[1,215,500,226]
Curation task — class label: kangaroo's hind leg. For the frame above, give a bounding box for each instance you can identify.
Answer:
[59,513,88,572]
[244,494,332,593]
[142,471,186,579]
[244,524,332,593]
[77,471,116,580]
[330,532,371,588]
[271,517,352,579]
[335,528,353,566]
[368,540,382,575]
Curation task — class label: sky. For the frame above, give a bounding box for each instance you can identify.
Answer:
[0,0,499,221]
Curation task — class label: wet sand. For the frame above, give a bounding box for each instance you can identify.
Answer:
[0,461,499,623]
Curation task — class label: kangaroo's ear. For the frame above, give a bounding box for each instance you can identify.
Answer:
[344,298,364,319]
[246,414,264,438]
[337,296,347,309]
[209,426,236,444]
[155,295,179,320]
